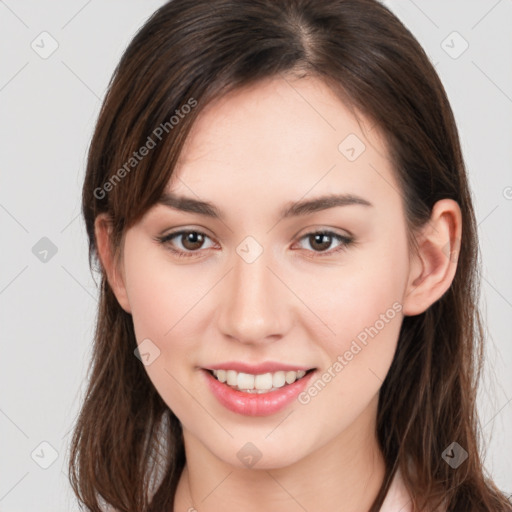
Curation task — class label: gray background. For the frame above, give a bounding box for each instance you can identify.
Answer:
[1,0,511,510]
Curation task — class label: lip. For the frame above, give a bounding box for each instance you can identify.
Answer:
[205,361,313,374]
[202,367,317,417]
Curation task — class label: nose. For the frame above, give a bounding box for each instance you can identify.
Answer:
[217,247,291,345]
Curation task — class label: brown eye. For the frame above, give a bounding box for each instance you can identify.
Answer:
[180,231,205,251]
[296,230,353,255]
[309,233,334,252]
[157,230,215,258]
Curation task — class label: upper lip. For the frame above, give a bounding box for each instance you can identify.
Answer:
[204,361,315,374]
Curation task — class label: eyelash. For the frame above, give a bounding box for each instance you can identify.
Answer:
[155,229,354,259]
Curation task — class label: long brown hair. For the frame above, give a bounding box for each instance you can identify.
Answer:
[69,0,512,510]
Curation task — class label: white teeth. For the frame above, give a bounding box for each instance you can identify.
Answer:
[226,370,237,386]
[237,372,255,390]
[285,371,297,384]
[272,371,286,388]
[254,373,273,390]
[215,369,227,383]
[211,368,310,392]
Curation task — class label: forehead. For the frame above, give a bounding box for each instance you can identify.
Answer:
[167,75,399,216]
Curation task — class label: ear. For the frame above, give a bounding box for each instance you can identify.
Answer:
[94,213,132,313]
[402,199,462,316]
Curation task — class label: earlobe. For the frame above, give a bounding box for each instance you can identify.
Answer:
[402,199,462,316]
[94,214,132,313]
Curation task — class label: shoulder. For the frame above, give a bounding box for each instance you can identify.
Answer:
[378,468,448,512]
[379,468,415,512]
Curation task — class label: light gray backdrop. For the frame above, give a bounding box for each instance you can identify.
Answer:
[1,1,511,510]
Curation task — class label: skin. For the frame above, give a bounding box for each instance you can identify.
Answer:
[95,74,462,511]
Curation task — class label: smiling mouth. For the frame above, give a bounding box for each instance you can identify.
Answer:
[206,368,315,394]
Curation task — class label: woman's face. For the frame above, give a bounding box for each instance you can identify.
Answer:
[113,76,416,469]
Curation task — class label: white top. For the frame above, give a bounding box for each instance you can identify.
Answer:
[379,468,413,512]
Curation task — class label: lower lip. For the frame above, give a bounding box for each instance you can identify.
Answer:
[202,369,316,417]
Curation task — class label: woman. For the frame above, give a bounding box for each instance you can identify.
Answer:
[69,0,512,510]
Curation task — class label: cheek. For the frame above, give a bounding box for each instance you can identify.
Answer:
[122,242,217,392]
[123,242,200,341]
[295,261,405,432]
[124,259,173,343]
[122,246,206,416]
[306,244,407,353]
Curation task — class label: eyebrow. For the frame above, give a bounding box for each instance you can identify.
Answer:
[156,191,373,220]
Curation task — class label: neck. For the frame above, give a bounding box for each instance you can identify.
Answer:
[174,395,386,512]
